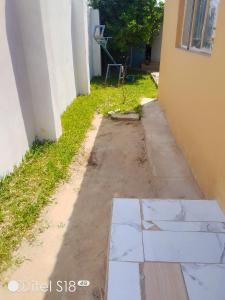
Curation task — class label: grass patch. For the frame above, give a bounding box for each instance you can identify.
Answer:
[0,73,157,274]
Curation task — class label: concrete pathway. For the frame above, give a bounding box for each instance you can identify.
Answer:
[141,98,203,200]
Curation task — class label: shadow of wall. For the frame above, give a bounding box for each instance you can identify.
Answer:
[44,117,154,300]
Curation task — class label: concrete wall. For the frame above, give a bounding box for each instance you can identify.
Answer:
[0,0,100,177]
[71,0,90,95]
[159,0,225,210]
[15,0,62,141]
[151,27,163,62]
[88,8,102,78]
[41,0,77,115]
[0,0,33,175]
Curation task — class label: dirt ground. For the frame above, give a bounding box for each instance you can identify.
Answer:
[0,114,155,300]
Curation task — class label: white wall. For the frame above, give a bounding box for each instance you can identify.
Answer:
[15,0,62,141]
[151,27,163,62]
[71,0,90,95]
[0,0,101,177]
[88,8,102,78]
[0,0,33,175]
[41,0,77,114]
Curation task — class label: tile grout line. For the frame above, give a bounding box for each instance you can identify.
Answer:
[179,263,191,300]
[139,199,146,262]
[139,199,146,300]
[142,219,225,224]
[139,262,146,300]
[105,198,115,300]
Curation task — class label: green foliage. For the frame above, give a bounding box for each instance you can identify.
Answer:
[0,74,157,274]
[90,0,164,52]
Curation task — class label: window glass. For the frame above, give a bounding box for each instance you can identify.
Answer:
[182,0,195,47]
[203,0,219,50]
[191,0,208,49]
[180,0,219,54]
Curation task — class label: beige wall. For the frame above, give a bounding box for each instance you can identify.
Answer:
[159,0,225,210]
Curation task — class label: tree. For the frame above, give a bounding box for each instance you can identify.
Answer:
[90,0,164,55]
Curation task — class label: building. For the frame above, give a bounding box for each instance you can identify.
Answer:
[159,0,225,209]
[0,0,101,176]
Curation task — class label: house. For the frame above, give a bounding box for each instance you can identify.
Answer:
[159,0,225,210]
[0,0,101,176]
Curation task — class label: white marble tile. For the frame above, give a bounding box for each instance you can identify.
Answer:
[112,198,141,225]
[110,224,144,262]
[141,199,225,222]
[142,220,225,233]
[107,261,141,300]
[142,199,182,221]
[180,200,225,222]
[143,231,225,263]
[181,264,225,300]
[142,220,157,230]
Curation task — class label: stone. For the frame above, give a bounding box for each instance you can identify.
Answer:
[109,112,140,121]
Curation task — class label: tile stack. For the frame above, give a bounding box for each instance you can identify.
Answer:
[106,198,225,300]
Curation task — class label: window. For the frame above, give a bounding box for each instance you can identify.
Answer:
[181,0,219,54]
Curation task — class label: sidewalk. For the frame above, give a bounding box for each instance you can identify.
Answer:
[141,98,203,200]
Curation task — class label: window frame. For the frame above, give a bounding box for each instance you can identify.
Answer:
[181,0,219,55]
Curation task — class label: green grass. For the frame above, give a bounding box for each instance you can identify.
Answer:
[0,73,157,274]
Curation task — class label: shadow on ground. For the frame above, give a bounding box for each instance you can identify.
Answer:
[44,117,155,300]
